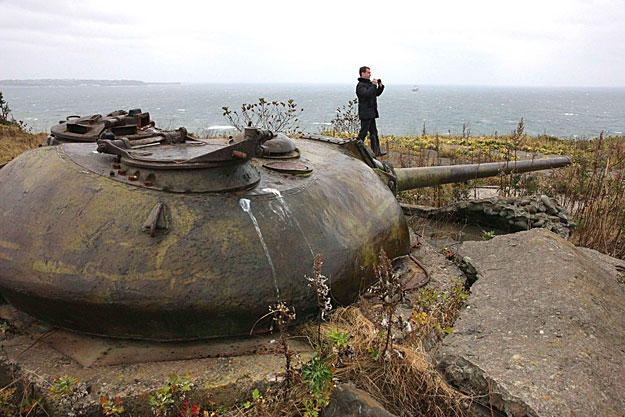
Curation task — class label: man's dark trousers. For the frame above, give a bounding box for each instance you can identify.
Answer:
[358,118,380,155]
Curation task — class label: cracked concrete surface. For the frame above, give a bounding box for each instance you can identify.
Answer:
[437,228,625,417]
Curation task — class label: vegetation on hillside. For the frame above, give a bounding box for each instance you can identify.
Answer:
[0,92,46,163]
[0,124,46,164]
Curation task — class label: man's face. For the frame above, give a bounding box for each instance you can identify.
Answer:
[361,68,371,79]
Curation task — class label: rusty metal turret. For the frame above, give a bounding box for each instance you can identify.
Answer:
[0,116,572,341]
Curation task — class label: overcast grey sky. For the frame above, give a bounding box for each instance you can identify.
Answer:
[1,0,625,87]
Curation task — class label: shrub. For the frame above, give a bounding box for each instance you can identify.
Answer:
[0,92,26,129]
[330,99,359,135]
[222,98,302,135]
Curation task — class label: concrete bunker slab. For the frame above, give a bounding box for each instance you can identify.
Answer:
[0,304,313,416]
[437,228,625,416]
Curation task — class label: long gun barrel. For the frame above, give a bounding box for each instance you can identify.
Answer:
[395,156,572,191]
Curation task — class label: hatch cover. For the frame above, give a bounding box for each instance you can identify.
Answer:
[262,161,313,175]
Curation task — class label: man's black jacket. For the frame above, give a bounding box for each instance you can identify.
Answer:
[356,77,384,120]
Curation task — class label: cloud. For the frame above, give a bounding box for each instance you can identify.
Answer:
[6,0,135,25]
[1,0,625,86]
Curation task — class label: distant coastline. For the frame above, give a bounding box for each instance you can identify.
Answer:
[0,79,180,87]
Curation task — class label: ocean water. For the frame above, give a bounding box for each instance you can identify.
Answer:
[2,84,625,138]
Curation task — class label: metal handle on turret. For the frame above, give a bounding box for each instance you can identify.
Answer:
[395,156,572,191]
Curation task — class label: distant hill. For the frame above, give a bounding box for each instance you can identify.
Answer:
[0,79,179,87]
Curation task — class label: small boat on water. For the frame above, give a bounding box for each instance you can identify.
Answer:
[412,85,419,92]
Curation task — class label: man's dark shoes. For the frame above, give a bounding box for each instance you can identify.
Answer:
[375,151,388,157]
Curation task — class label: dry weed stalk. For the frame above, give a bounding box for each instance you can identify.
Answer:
[499,119,526,197]
[268,302,297,383]
[305,254,332,348]
[368,249,405,358]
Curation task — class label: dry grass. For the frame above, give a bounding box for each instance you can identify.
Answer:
[547,134,625,259]
[0,125,46,163]
[306,307,469,417]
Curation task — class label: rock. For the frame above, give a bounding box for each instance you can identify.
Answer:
[323,384,397,417]
[437,229,625,417]
[511,219,528,230]
[402,195,575,239]
[540,195,557,213]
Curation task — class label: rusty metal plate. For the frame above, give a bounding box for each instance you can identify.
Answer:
[262,160,312,175]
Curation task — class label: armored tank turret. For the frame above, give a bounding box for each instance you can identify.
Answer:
[0,115,571,341]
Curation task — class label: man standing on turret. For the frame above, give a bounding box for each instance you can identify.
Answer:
[356,66,386,156]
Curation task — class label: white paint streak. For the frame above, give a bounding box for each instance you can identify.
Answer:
[239,198,280,299]
[263,188,315,258]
